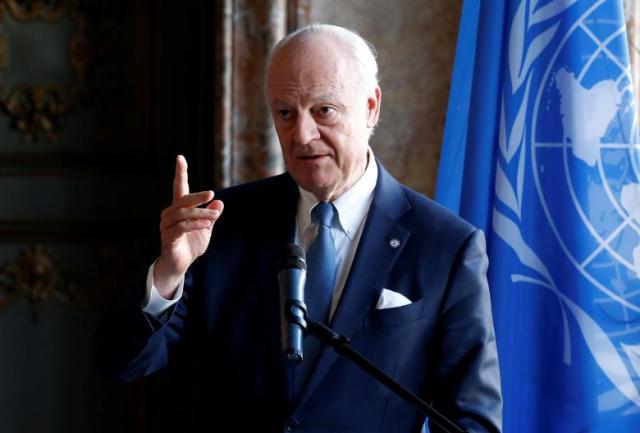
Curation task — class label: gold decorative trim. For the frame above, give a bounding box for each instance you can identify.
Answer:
[0,0,89,142]
[1,0,65,22]
[0,35,5,69]
[0,245,64,320]
[0,243,143,321]
[68,14,88,88]
[2,84,68,142]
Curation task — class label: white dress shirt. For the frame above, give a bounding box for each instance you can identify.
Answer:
[295,151,377,320]
[144,149,378,320]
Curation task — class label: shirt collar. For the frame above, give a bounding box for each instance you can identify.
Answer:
[297,148,378,239]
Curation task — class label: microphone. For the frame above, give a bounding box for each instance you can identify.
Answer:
[277,244,307,363]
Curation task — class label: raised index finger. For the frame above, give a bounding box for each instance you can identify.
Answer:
[173,155,189,201]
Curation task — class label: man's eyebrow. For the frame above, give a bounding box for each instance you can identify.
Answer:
[270,95,344,107]
[270,99,291,107]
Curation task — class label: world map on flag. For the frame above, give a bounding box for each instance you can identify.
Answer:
[532,3,640,413]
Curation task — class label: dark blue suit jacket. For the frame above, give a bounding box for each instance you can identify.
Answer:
[96,162,502,432]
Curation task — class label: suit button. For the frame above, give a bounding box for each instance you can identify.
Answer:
[286,418,300,431]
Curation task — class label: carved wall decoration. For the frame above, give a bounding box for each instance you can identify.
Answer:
[0,0,154,324]
[0,245,71,321]
[0,243,139,321]
[3,83,67,142]
[0,0,89,142]
[3,0,65,21]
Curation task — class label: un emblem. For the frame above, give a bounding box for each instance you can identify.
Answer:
[494,0,640,415]
[533,7,640,324]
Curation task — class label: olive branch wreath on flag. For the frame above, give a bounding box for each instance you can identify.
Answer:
[492,0,640,409]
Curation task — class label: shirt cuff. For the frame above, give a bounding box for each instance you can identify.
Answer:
[142,259,185,319]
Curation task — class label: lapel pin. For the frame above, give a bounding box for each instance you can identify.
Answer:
[389,238,400,248]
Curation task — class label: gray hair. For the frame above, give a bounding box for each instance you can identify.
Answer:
[266,23,379,95]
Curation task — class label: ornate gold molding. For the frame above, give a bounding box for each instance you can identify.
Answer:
[0,35,5,69]
[0,245,111,321]
[1,0,65,22]
[0,240,149,321]
[2,83,67,142]
[0,245,65,320]
[0,0,89,142]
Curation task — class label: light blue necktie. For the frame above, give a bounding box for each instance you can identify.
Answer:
[305,202,337,324]
[293,201,337,401]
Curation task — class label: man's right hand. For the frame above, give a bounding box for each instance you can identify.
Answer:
[154,155,224,298]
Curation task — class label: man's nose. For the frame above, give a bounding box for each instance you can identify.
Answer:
[293,112,320,146]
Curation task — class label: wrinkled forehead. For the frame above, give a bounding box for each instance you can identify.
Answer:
[266,34,357,93]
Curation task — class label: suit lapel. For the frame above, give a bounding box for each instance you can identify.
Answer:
[295,162,412,409]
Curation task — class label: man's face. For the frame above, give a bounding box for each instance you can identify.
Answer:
[266,35,381,201]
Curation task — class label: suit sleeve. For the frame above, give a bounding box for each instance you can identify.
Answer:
[93,269,194,382]
[429,229,503,433]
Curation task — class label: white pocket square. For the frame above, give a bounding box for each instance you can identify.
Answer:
[376,288,412,310]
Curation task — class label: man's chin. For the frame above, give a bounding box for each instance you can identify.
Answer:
[296,178,336,201]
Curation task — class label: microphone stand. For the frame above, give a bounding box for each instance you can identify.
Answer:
[284,301,468,433]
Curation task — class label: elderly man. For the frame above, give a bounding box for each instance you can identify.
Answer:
[96,24,502,433]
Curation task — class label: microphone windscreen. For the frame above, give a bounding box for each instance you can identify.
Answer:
[277,243,306,271]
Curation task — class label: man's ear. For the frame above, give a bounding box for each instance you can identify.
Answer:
[366,86,382,128]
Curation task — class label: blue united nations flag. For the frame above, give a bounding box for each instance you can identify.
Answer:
[437,0,640,431]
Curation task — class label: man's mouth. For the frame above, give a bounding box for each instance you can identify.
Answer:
[299,154,329,160]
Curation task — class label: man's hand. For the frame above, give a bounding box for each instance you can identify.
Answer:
[154,155,224,298]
